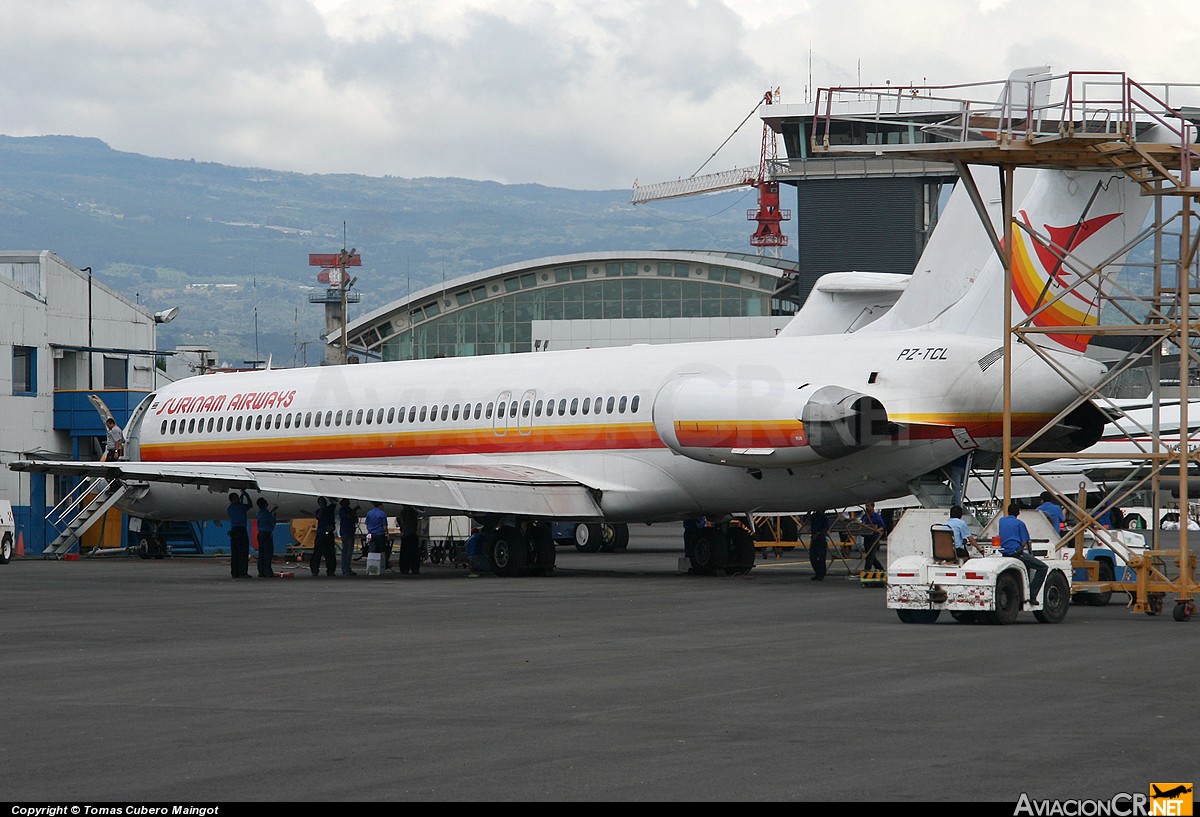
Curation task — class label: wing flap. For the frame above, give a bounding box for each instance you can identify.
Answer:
[250,464,603,519]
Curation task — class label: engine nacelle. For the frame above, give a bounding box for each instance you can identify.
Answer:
[652,377,891,468]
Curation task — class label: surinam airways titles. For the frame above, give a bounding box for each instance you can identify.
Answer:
[152,389,298,416]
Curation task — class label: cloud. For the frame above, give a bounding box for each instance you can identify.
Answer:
[0,1,1198,189]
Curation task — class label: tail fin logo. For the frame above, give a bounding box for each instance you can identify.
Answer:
[1011,211,1123,352]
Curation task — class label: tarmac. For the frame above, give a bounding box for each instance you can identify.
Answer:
[2,523,1195,803]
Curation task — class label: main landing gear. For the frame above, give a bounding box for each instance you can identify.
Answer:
[685,521,756,576]
[484,522,558,577]
[571,522,630,553]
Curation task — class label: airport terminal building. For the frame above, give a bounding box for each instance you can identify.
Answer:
[340,250,804,361]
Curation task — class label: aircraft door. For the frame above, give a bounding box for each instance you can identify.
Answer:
[122,391,157,462]
[493,390,512,436]
[517,389,536,436]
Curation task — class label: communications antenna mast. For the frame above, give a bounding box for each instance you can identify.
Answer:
[631,88,791,256]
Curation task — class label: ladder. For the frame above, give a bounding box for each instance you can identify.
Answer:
[44,477,130,559]
[907,473,956,509]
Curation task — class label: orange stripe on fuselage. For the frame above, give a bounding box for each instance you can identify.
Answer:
[673,419,807,449]
[140,422,666,463]
[896,412,1057,441]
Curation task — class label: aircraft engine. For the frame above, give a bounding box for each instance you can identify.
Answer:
[651,377,891,468]
[1020,400,1108,453]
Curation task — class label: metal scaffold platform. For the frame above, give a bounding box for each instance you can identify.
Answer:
[810,69,1200,619]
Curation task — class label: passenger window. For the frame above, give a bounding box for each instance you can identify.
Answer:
[438,405,447,421]
[236,416,244,431]
[355,409,364,425]
[498,402,507,419]
[209,417,215,433]
[452,404,460,421]
[217,417,225,433]
[387,407,396,424]
[606,396,615,413]
[474,403,483,420]
[304,412,312,428]
[570,398,578,415]
[420,406,428,422]
[335,410,343,426]
[509,401,517,418]
[366,409,374,425]
[522,401,531,418]
[170,419,177,435]
[408,407,417,423]
[559,399,567,415]
[160,420,167,435]
[284,414,291,429]
[631,395,640,413]
[619,396,627,413]
[255,415,263,430]
[326,411,333,426]
[275,414,282,428]
[534,400,542,417]
[486,402,494,420]
[582,397,591,415]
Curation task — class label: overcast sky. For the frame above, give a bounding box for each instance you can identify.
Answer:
[3,0,1199,190]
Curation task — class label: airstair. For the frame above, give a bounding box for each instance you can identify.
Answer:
[906,474,957,509]
[43,477,131,559]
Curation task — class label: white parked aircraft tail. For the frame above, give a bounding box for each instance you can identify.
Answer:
[865,166,1151,352]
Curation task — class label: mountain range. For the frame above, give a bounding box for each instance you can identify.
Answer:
[0,135,774,366]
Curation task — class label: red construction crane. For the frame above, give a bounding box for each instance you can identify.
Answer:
[631,88,790,255]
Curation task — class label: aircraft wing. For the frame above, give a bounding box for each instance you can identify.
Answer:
[9,460,605,520]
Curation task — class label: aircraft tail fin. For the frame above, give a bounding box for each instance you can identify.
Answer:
[865,165,1151,353]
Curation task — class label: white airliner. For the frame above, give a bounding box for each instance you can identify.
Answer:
[13,164,1152,575]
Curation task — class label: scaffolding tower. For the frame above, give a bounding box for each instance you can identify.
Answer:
[810,70,1200,620]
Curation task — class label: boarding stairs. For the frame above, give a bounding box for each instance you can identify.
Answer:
[44,477,130,559]
[907,474,956,509]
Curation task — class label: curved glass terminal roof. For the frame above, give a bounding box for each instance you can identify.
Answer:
[342,251,801,361]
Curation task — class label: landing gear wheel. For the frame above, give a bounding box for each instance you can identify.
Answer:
[0,531,12,563]
[1034,571,1070,624]
[950,611,982,624]
[1086,560,1114,607]
[725,527,756,575]
[1172,600,1193,622]
[689,528,727,575]
[612,523,630,551]
[573,523,605,553]
[598,523,621,553]
[987,572,1022,625]
[528,526,556,576]
[489,526,529,577]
